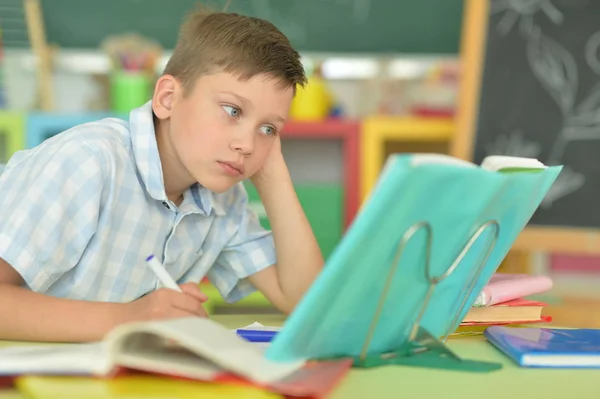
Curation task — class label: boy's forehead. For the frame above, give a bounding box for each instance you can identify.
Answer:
[197,71,292,92]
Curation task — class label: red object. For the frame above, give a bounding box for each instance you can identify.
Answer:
[550,253,600,273]
[410,106,455,118]
[281,119,360,229]
[489,298,546,307]
[214,359,353,399]
[0,376,14,389]
[460,315,552,327]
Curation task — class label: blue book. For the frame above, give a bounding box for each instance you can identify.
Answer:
[265,153,561,363]
[485,326,600,368]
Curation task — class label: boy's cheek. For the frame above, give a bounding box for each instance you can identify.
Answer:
[245,161,265,178]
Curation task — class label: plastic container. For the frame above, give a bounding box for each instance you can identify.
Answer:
[110,71,152,113]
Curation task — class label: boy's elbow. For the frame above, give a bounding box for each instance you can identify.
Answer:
[275,297,297,315]
[272,288,308,315]
[0,258,25,286]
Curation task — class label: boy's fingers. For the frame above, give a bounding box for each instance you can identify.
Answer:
[179,282,209,302]
[172,293,208,317]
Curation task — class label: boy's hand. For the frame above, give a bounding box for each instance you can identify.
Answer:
[119,282,209,323]
[251,136,285,186]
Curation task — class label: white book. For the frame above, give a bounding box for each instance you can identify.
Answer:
[0,317,304,385]
[362,153,547,209]
[409,153,546,171]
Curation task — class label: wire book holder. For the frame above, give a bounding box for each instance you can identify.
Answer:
[353,219,503,372]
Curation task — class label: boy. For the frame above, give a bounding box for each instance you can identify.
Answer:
[0,9,323,342]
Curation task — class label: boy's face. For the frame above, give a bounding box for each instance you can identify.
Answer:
[159,71,294,193]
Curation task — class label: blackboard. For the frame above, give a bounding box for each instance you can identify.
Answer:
[4,0,465,53]
[467,0,600,230]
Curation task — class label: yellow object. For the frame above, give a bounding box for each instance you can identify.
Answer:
[289,73,333,121]
[15,375,281,399]
[360,116,454,202]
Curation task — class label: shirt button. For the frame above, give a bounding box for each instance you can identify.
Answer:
[162,201,170,209]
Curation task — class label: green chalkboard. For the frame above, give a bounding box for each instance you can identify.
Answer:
[30,0,464,53]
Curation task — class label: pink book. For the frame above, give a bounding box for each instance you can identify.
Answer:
[473,273,553,307]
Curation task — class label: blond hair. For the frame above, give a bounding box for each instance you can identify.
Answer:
[163,7,306,94]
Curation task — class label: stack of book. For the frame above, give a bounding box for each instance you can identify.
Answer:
[455,273,554,335]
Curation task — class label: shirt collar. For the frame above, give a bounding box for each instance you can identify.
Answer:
[129,101,226,216]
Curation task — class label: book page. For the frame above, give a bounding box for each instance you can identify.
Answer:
[481,155,546,172]
[107,317,305,384]
[410,153,477,168]
[114,332,221,381]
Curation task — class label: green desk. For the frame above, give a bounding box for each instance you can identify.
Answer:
[1,315,600,399]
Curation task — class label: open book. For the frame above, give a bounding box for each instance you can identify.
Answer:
[0,317,304,385]
[410,154,546,171]
[365,154,547,208]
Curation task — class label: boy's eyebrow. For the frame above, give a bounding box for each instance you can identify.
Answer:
[268,114,286,124]
[221,91,250,107]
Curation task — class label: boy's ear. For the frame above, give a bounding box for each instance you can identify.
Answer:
[152,75,179,119]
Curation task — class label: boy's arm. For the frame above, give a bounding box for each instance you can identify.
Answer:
[0,258,125,342]
[247,148,324,313]
[0,258,209,342]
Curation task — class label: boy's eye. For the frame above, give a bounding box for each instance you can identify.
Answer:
[222,105,241,118]
[259,125,276,136]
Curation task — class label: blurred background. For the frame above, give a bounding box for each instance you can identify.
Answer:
[0,0,599,326]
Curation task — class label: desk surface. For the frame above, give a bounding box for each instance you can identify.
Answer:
[1,314,599,399]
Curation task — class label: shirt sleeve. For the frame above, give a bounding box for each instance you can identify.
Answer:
[0,140,104,292]
[207,184,276,303]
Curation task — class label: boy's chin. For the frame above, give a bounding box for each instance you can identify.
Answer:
[197,177,238,194]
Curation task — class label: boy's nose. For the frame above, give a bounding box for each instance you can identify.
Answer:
[230,132,254,155]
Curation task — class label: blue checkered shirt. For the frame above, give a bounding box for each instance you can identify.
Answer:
[0,102,276,303]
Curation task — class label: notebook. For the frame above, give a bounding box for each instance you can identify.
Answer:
[485,326,600,368]
[472,273,553,307]
[264,153,561,363]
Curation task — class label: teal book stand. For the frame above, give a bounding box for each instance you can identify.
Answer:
[351,220,501,372]
[265,154,562,373]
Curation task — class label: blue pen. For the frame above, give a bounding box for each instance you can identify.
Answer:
[236,329,278,343]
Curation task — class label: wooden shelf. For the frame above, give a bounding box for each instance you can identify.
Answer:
[513,227,600,255]
[360,116,454,201]
[362,116,454,141]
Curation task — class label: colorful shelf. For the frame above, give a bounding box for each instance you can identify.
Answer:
[280,119,360,229]
[360,116,455,201]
